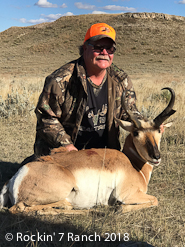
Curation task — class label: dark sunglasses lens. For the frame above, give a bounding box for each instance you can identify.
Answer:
[107,46,116,54]
[93,45,102,52]
[93,45,116,54]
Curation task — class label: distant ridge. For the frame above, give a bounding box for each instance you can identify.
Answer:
[3,12,185,32]
[0,13,185,75]
[122,12,185,21]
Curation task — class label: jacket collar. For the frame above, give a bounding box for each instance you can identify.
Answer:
[75,56,116,99]
[76,56,88,94]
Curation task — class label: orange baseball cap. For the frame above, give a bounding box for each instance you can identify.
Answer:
[84,23,116,44]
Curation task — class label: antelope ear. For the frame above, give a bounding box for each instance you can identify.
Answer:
[163,122,173,128]
[114,117,134,132]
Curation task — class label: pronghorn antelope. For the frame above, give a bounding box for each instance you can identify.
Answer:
[0,88,175,214]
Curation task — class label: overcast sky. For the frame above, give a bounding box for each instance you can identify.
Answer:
[1,0,185,32]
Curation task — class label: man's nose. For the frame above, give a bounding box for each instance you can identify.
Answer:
[100,48,109,55]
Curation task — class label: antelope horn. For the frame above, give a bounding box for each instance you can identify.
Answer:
[153,87,176,127]
[121,91,141,129]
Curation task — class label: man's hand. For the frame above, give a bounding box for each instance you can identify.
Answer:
[65,144,78,152]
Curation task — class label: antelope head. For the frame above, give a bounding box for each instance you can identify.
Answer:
[115,88,176,166]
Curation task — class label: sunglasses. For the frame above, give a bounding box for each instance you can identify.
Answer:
[88,43,116,54]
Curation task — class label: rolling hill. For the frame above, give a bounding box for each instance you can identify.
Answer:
[0,12,185,76]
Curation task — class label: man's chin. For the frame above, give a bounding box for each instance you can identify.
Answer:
[96,60,111,69]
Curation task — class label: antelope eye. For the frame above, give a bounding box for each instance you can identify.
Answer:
[133,130,139,137]
[158,129,161,133]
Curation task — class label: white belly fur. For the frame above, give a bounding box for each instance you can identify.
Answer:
[66,169,122,209]
[8,165,29,205]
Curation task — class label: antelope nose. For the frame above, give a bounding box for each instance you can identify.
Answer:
[153,153,160,160]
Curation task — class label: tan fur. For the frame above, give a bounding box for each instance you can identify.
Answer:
[0,87,175,215]
[0,120,173,215]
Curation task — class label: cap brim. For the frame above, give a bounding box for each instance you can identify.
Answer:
[88,35,116,44]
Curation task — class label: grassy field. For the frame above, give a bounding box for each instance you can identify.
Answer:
[0,13,185,247]
[0,73,184,247]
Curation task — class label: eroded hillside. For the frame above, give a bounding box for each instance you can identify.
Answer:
[0,13,185,75]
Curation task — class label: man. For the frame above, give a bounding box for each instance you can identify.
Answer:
[34,23,142,156]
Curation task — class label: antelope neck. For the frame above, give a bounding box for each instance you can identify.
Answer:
[123,134,153,185]
[123,134,146,171]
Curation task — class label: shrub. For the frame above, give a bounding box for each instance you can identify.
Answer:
[0,88,35,119]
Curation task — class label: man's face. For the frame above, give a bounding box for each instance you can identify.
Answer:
[83,38,115,74]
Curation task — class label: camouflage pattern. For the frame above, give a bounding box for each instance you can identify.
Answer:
[34,56,142,156]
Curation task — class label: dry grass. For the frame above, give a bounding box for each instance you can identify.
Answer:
[0,13,185,247]
[132,73,184,144]
[0,73,184,247]
[0,74,43,103]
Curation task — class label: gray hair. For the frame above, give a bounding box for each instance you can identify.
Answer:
[79,45,84,56]
[79,41,89,56]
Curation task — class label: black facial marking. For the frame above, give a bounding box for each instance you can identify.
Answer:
[146,136,160,160]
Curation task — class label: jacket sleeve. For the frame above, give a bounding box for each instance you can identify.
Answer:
[109,63,143,121]
[35,75,73,147]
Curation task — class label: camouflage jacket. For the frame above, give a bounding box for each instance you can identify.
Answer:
[34,56,142,156]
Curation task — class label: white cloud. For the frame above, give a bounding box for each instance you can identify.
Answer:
[35,0,58,8]
[74,2,136,13]
[60,3,67,8]
[41,13,63,21]
[75,2,96,10]
[41,12,73,21]
[92,11,107,14]
[19,18,46,24]
[102,5,136,12]
[178,0,185,3]
[63,12,74,16]
[19,12,74,25]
